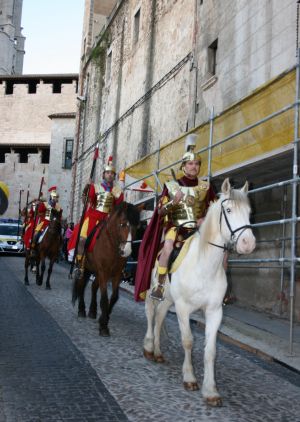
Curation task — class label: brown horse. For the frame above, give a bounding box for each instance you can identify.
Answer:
[25,210,62,289]
[72,202,140,336]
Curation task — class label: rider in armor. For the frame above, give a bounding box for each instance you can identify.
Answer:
[31,187,62,252]
[134,135,216,302]
[72,156,124,273]
[22,200,38,251]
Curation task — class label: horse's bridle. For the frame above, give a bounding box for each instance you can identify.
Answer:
[105,217,132,256]
[208,198,251,252]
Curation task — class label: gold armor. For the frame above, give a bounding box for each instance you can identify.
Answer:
[45,202,61,221]
[95,184,122,213]
[164,180,210,228]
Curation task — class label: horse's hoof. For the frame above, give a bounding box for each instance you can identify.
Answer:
[99,327,110,337]
[154,355,165,363]
[45,285,51,290]
[183,381,199,391]
[88,310,97,319]
[205,396,223,407]
[143,349,155,361]
[78,310,86,318]
[24,281,29,286]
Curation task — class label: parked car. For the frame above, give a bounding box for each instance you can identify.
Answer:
[0,218,24,254]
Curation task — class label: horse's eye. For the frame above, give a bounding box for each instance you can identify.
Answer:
[226,208,231,213]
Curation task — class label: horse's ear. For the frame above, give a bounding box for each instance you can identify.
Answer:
[241,181,249,194]
[221,178,231,195]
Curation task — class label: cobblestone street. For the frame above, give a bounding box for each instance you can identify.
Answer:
[1,256,300,422]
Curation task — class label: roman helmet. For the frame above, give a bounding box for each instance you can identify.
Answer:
[103,156,116,174]
[48,186,59,200]
[180,134,201,170]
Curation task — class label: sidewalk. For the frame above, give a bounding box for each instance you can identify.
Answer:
[120,282,300,372]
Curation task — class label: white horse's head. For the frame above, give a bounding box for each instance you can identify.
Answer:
[219,178,256,254]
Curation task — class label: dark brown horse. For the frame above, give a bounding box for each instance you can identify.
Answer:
[72,202,140,336]
[24,210,62,289]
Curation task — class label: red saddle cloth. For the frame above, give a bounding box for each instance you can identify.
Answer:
[87,225,102,253]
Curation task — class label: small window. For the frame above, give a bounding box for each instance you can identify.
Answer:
[208,39,218,76]
[106,51,112,81]
[133,8,140,44]
[41,147,50,164]
[63,139,73,169]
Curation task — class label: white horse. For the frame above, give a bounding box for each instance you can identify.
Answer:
[143,178,256,407]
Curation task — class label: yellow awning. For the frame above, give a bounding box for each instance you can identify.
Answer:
[125,68,296,191]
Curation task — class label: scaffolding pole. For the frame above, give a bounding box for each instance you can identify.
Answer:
[122,62,300,357]
[289,48,300,355]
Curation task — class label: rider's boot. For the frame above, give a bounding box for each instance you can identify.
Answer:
[75,237,86,278]
[150,267,167,301]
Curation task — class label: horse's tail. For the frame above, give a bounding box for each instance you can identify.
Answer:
[71,276,79,306]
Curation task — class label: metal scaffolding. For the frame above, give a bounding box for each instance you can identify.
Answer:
[124,56,300,355]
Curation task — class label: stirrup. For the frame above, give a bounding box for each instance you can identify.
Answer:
[150,283,165,301]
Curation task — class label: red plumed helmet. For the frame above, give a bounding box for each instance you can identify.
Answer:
[104,155,116,173]
[48,186,59,198]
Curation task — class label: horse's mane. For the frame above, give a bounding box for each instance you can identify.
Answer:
[113,202,140,227]
[199,188,250,251]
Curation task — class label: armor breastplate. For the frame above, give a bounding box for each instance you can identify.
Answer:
[95,185,114,213]
[165,180,210,228]
[45,203,61,220]
[45,204,51,221]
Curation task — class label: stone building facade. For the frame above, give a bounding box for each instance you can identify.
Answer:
[0,74,78,219]
[72,0,299,320]
[0,0,25,75]
[48,113,76,220]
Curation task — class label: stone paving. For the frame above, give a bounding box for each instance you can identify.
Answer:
[2,256,300,422]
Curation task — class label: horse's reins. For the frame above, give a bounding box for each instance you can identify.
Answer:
[208,198,251,252]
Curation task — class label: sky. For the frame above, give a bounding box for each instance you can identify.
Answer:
[22,0,85,74]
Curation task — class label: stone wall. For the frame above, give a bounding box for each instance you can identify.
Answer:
[48,116,76,221]
[192,0,296,124]
[1,152,48,219]
[0,76,78,218]
[0,80,77,145]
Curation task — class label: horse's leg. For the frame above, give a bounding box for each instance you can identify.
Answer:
[77,271,90,318]
[35,256,42,285]
[152,298,172,363]
[88,278,98,319]
[202,306,223,407]
[39,258,46,286]
[175,301,199,391]
[24,253,30,285]
[98,275,110,337]
[45,258,55,290]
[143,292,156,360]
[108,274,121,316]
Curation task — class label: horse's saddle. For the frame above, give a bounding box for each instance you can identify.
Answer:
[155,228,196,280]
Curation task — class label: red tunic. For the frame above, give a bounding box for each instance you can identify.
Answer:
[67,182,124,252]
[23,210,38,249]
